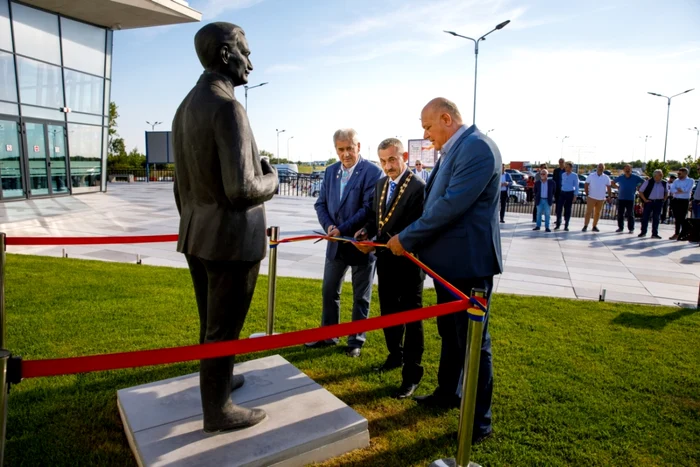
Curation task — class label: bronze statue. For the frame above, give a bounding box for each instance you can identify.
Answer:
[172,22,278,432]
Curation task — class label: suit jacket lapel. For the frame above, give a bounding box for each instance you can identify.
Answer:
[338,160,364,209]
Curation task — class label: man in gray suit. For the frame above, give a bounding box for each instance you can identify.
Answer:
[173,22,278,433]
[387,98,502,444]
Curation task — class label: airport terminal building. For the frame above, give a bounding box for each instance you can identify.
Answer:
[0,0,200,201]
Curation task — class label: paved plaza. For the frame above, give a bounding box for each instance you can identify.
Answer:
[1,183,698,307]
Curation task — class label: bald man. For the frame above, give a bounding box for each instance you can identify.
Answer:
[387,97,502,444]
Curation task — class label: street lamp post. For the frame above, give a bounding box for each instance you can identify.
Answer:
[244,82,269,111]
[647,88,694,162]
[287,136,294,160]
[276,128,286,160]
[639,135,652,163]
[146,121,162,131]
[689,127,699,160]
[444,20,510,125]
[560,136,569,159]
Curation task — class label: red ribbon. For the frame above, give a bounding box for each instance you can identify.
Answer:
[5,234,179,246]
[10,233,484,379]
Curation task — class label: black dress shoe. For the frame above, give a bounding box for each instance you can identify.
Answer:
[554,225,560,230]
[394,383,419,399]
[231,374,245,392]
[473,430,493,444]
[374,358,403,372]
[651,234,662,239]
[346,347,361,358]
[305,340,336,349]
[414,393,460,409]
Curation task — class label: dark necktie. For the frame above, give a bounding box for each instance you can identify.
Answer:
[386,181,397,206]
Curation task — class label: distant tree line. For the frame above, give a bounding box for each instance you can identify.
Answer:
[106,102,146,170]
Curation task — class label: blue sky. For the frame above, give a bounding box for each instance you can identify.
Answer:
[112,0,700,165]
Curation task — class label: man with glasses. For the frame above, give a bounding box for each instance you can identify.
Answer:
[413,160,430,182]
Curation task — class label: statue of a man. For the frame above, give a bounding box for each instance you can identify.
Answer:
[172,22,278,433]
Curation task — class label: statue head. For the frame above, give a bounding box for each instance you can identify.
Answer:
[194,22,252,86]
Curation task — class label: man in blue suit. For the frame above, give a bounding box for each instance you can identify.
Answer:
[387,98,502,443]
[311,129,383,357]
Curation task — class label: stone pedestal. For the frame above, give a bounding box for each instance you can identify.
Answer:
[117,355,369,467]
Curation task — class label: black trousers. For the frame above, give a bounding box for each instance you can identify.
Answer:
[617,199,635,231]
[376,253,425,384]
[641,200,664,236]
[434,276,493,436]
[499,191,508,221]
[671,198,689,235]
[185,255,260,423]
[555,191,574,227]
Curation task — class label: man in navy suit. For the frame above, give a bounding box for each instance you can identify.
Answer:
[387,98,502,443]
[311,128,383,357]
[533,169,555,232]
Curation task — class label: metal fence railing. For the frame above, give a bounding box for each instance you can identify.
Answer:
[107,169,174,183]
[504,194,678,223]
[276,173,323,198]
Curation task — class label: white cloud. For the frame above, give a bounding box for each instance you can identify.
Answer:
[265,64,304,74]
[197,0,265,19]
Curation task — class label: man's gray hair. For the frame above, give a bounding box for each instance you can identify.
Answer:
[540,169,549,175]
[679,167,689,173]
[377,137,404,154]
[653,169,664,176]
[333,128,360,145]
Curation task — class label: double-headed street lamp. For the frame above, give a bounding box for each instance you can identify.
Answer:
[244,82,269,111]
[688,127,699,160]
[486,129,495,135]
[647,88,694,162]
[444,20,510,125]
[146,121,162,131]
[276,128,285,159]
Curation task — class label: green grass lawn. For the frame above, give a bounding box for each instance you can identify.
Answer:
[4,254,700,466]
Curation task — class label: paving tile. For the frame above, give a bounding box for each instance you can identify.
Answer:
[499,272,572,287]
[568,273,643,288]
[571,280,650,296]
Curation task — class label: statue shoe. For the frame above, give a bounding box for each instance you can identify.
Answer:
[203,405,267,433]
[231,374,245,393]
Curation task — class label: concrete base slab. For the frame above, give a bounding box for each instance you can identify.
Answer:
[117,355,369,467]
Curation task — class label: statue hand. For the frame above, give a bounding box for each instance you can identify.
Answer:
[261,158,276,175]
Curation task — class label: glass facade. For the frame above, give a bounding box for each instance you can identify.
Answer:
[0,0,112,200]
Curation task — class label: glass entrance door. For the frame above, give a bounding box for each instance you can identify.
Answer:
[47,124,68,194]
[24,121,50,196]
[0,119,25,199]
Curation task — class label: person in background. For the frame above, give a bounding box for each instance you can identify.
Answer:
[533,169,555,232]
[526,173,535,202]
[554,162,578,231]
[693,176,700,219]
[669,167,693,240]
[533,163,548,222]
[553,158,565,212]
[582,163,612,232]
[638,169,668,239]
[500,164,513,223]
[612,164,644,233]
[662,174,676,224]
[413,159,430,182]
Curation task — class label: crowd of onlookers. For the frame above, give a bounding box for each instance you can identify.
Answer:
[497,159,700,244]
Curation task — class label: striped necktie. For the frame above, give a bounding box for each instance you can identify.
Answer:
[386,181,397,206]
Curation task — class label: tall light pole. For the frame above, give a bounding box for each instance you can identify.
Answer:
[647,88,694,162]
[146,121,162,131]
[639,135,652,163]
[287,136,294,160]
[276,128,285,159]
[560,135,569,159]
[244,82,269,111]
[689,127,699,160]
[444,20,510,125]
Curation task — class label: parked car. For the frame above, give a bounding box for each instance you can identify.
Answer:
[576,181,587,203]
[273,163,299,177]
[510,173,528,187]
[505,169,522,175]
[310,179,323,197]
[508,184,527,204]
[578,173,587,182]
